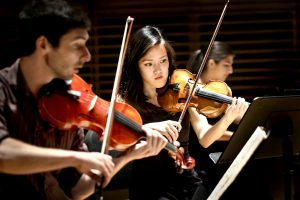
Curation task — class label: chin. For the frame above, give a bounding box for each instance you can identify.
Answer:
[156,82,166,89]
[60,74,73,81]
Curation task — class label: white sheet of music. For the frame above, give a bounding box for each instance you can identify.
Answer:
[207,126,269,200]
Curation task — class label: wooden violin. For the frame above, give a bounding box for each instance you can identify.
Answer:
[157,69,234,118]
[38,74,195,170]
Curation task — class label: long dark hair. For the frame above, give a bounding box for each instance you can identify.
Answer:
[186,41,234,74]
[120,26,176,112]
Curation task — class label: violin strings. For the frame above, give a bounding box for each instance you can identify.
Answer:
[78,92,178,154]
[195,88,232,104]
[114,111,144,134]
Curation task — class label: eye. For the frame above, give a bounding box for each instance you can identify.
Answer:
[73,42,86,50]
[74,45,82,50]
[144,62,153,67]
[160,58,168,63]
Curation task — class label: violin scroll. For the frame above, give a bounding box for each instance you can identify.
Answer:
[167,144,195,173]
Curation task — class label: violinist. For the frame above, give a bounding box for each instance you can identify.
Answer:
[0,1,169,199]
[119,25,209,200]
[187,41,249,133]
[186,41,248,190]
[186,41,248,143]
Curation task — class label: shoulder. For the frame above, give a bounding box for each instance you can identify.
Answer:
[0,69,11,101]
[0,60,20,105]
[0,60,19,87]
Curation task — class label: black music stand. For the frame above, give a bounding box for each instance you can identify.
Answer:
[209,95,300,200]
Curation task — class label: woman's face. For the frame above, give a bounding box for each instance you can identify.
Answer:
[138,44,169,91]
[207,55,234,82]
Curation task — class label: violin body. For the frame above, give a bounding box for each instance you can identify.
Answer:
[38,74,142,151]
[157,69,233,118]
[196,80,232,118]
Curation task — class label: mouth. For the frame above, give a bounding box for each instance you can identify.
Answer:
[74,65,83,73]
[74,68,81,73]
[155,76,163,80]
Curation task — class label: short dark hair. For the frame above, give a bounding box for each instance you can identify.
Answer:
[18,0,91,56]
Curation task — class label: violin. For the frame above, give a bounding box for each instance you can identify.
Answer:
[157,69,234,118]
[38,74,195,170]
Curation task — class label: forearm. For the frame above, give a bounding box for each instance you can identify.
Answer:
[111,151,132,177]
[0,137,78,174]
[71,174,96,200]
[71,156,130,199]
[218,130,233,141]
[189,108,232,148]
[199,115,233,147]
[110,125,169,177]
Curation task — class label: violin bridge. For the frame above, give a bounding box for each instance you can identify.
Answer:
[88,96,98,111]
[67,90,81,100]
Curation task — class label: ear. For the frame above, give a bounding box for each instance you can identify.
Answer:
[207,59,216,69]
[35,36,50,54]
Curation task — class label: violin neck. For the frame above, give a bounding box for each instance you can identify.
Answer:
[115,111,145,135]
[195,87,233,104]
[165,143,178,153]
[115,111,178,153]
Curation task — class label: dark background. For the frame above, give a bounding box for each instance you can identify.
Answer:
[0,0,299,101]
[0,0,299,199]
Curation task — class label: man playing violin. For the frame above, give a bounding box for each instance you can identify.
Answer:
[0,0,175,199]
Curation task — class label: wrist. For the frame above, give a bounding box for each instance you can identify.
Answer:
[69,150,82,169]
[116,148,135,163]
[221,114,235,127]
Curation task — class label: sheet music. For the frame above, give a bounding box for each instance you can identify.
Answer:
[207,126,269,200]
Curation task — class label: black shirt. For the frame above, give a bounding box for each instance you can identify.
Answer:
[129,102,203,200]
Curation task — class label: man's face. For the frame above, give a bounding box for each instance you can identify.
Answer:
[45,28,91,80]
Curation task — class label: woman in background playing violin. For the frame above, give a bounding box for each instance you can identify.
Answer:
[186,41,249,191]
[187,41,248,143]
[120,26,247,200]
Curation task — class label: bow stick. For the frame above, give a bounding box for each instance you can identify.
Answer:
[101,16,134,154]
[95,17,133,200]
[178,0,230,124]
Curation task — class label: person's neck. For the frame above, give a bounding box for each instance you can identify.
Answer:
[19,55,54,98]
[200,71,210,84]
[144,87,160,107]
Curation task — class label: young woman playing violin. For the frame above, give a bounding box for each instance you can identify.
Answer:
[119,26,247,200]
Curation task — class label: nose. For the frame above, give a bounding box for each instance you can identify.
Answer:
[153,62,162,75]
[82,47,91,63]
[228,65,233,74]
